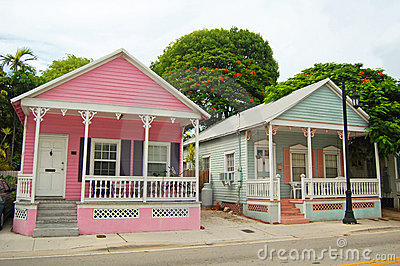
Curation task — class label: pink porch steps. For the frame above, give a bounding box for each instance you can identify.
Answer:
[281,199,309,225]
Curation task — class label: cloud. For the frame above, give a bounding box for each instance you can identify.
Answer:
[1,0,399,80]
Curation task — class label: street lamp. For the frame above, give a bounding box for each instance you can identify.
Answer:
[342,81,360,224]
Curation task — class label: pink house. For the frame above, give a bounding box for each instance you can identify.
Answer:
[11,49,210,237]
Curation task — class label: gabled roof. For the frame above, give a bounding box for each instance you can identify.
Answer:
[185,78,369,144]
[11,48,210,120]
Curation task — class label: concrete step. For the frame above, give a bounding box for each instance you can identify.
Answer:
[38,203,77,209]
[36,209,77,217]
[33,225,79,238]
[36,216,77,224]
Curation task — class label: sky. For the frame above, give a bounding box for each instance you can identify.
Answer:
[1,0,399,81]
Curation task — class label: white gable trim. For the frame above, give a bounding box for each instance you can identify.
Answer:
[11,48,210,119]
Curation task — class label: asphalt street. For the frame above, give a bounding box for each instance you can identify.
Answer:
[2,229,399,266]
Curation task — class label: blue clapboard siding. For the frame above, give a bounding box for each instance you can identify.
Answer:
[247,129,343,198]
[199,132,247,204]
[278,85,368,127]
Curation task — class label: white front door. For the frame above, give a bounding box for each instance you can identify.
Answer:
[36,135,67,197]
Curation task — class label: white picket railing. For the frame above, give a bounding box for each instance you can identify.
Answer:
[301,178,380,200]
[247,177,280,200]
[85,176,197,202]
[16,173,33,201]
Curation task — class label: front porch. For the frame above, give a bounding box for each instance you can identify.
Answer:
[245,176,382,223]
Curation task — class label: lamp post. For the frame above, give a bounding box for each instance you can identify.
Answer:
[342,81,360,224]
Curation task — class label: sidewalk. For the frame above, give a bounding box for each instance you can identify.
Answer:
[1,209,400,259]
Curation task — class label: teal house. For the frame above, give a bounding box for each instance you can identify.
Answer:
[186,78,382,224]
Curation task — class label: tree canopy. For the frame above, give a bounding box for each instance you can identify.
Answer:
[264,63,400,157]
[41,54,92,82]
[151,27,279,127]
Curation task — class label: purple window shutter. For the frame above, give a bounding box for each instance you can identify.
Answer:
[170,142,180,176]
[78,137,91,182]
[120,140,131,176]
[133,140,143,176]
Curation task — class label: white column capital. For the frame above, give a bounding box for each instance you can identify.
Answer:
[78,110,97,125]
[30,107,49,122]
[190,118,199,128]
[140,115,156,128]
[61,109,68,116]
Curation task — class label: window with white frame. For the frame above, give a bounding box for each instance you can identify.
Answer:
[148,142,170,177]
[224,151,235,173]
[323,146,341,178]
[91,139,120,176]
[202,155,210,171]
[290,144,307,182]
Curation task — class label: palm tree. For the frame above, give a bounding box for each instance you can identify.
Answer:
[0,48,38,168]
[0,47,37,72]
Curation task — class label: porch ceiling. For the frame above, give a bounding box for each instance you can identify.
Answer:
[251,123,368,137]
[20,97,200,126]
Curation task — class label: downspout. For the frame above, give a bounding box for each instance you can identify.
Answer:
[236,114,243,205]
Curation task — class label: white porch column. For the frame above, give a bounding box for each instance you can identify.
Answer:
[79,111,96,202]
[307,128,312,178]
[191,119,200,202]
[180,127,185,177]
[269,124,274,201]
[140,115,155,203]
[374,143,382,198]
[20,115,28,173]
[30,107,49,203]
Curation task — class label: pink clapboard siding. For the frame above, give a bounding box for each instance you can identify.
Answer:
[36,57,192,112]
[23,113,182,200]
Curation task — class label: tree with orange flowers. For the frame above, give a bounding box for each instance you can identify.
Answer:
[264,63,400,157]
[150,27,279,127]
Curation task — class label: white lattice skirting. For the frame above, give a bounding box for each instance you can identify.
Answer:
[152,208,189,218]
[93,208,140,219]
[14,208,27,220]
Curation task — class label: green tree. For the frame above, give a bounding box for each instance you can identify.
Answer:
[151,27,279,127]
[41,54,92,81]
[0,48,45,169]
[264,63,400,157]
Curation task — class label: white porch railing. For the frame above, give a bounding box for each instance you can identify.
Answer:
[16,173,33,201]
[301,178,380,200]
[247,177,280,200]
[84,176,197,202]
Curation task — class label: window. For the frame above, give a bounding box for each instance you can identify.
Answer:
[202,155,210,170]
[290,144,307,182]
[148,142,170,177]
[323,146,341,178]
[325,154,338,178]
[292,153,306,181]
[225,151,235,173]
[91,139,120,176]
